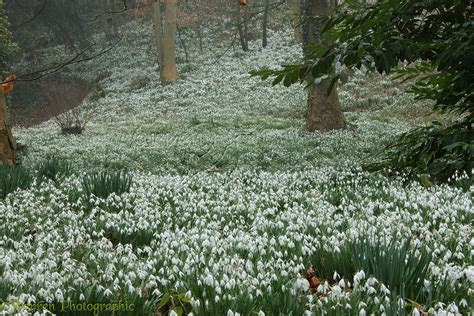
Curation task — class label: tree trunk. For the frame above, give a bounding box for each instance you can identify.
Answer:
[177,28,190,63]
[262,0,271,48]
[303,0,346,132]
[161,0,179,82]
[109,0,119,36]
[0,71,16,166]
[291,0,302,42]
[236,4,249,51]
[101,0,111,40]
[152,0,164,66]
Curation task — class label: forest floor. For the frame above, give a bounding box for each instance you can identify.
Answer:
[10,80,91,127]
[1,22,472,315]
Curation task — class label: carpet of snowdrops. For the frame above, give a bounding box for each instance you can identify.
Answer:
[1,22,473,315]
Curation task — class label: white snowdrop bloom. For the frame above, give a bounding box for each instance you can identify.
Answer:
[215,295,220,303]
[258,311,265,316]
[353,270,366,287]
[333,271,340,280]
[55,289,64,301]
[359,308,366,316]
[79,293,85,301]
[103,288,113,297]
[367,286,377,295]
[412,308,421,316]
[227,310,235,316]
[338,278,346,288]
[398,298,405,309]
[294,278,310,292]
[380,284,390,295]
[169,310,178,316]
[331,284,342,296]
[464,266,474,282]
[204,274,214,286]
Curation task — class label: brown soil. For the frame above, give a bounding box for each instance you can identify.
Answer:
[11,80,91,128]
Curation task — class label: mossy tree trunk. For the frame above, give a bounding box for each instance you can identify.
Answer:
[302,0,346,132]
[0,70,16,165]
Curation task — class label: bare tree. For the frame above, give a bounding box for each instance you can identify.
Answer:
[262,0,271,47]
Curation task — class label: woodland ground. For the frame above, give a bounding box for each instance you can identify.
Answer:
[0,22,472,315]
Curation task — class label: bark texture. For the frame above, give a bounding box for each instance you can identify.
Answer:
[0,72,16,165]
[303,0,346,132]
[292,0,302,42]
[262,0,271,47]
[305,80,347,132]
[161,0,179,82]
[236,4,249,51]
[152,0,164,66]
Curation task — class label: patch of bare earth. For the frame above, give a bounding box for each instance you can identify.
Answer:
[11,80,91,128]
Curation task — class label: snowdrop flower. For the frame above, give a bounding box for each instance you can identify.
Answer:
[294,278,310,292]
[169,310,178,316]
[55,289,63,301]
[353,270,366,287]
[204,274,214,286]
[338,278,346,288]
[464,266,474,282]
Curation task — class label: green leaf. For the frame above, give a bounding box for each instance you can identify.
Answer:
[157,292,171,310]
[272,73,285,86]
[173,307,184,316]
[420,174,432,188]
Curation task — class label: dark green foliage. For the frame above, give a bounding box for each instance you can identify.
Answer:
[129,75,151,90]
[81,172,132,199]
[365,121,473,184]
[310,237,432,302]
[0,0,19,67]
[156,290,193,316]
[6,0,96,51]
[36,158,73,183]
[251,0,473,183]
[0,165,31,199]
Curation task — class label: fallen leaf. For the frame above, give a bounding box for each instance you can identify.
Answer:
[1,73,16,94]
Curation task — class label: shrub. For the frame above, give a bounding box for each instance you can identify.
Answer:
[54,106,91,135]
[87,84,106,102]
[81,171,132,199]
[129,75,151,90]
[36,158,73,183]
[0,165,32,200]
